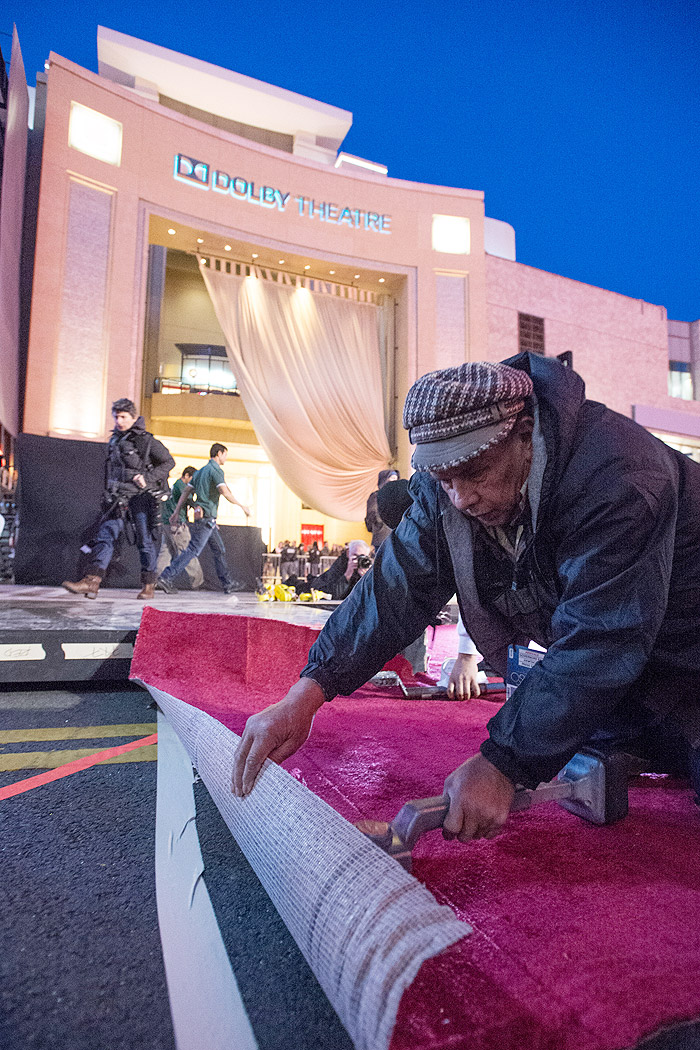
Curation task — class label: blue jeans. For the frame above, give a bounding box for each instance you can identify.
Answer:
[91,493,160,582]
[159,519,233,589]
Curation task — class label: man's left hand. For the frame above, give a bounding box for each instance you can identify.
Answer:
[447,653,482,700]
[442,752,515,842]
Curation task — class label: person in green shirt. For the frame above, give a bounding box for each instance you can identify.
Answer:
[156,443,250,594]
[156,466,204,589]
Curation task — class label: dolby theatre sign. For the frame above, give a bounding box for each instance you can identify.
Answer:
[173,154,392,234]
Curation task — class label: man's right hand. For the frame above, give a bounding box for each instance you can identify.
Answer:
[232,678,326,796]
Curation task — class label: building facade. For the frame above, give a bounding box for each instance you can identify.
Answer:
[12,27,700,548]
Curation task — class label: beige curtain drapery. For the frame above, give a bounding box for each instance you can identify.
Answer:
[199,262,392,521]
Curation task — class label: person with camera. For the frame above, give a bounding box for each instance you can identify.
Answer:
[62,398,174,600]
[303,540,373,601]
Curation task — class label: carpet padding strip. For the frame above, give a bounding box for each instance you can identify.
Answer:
[145,684,471,1050]
[155,709,258,1050]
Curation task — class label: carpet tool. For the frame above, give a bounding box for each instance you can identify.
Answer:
[356,748,630,872]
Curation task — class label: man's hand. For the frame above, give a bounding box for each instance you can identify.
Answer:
[442,752,515,842]
[241,504,251,518]
[447,653,481,700]
[232,679,326,796]
[133,473,147,489]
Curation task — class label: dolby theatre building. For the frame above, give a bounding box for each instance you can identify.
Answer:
[15,27,700,555]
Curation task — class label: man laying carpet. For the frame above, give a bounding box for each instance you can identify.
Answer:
[233,353,700,844]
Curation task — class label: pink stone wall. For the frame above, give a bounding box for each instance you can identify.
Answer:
[486,256,700,423]
[0,29,28,437]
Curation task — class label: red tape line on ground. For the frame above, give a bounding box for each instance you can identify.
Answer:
[0,733,158,801]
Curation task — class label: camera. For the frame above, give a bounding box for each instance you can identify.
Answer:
[356,554,373,570]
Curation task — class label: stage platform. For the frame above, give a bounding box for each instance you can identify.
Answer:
[0,585,333,685]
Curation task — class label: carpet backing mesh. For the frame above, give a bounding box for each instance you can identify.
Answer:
[145,684,471,1050]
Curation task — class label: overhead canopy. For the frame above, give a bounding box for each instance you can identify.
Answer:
[97,26,353,148]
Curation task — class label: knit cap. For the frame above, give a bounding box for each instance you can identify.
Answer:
[403,362,533,471]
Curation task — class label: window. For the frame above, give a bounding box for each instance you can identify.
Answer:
[432,215,470,254]
[68,103,122,166]
[518,313,545,354]
[668,361,694,400]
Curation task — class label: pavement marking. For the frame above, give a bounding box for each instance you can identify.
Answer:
[0,723,157,744]
[0,644,46,661]
[0,733,158,801]
[0,745,157,771]
[61,642,134,661]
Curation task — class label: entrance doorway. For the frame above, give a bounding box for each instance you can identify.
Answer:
[141,215,401,551]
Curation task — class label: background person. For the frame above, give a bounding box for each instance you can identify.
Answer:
[156,443,250,594]
[156,466,204,590]
[62,398,174,600]
[446,619,483,700]
[307,540,321,575]
[376,474,482,685]
[364,469,400,549]
[231,355,700,845]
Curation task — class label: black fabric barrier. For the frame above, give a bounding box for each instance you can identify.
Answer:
[198,524,265,592]
[14,435,264,590]
[14,434,140,588]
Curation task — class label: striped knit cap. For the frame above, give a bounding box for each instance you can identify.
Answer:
[403,362,533,471]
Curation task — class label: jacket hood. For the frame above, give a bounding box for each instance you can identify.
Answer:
[503,352,587,500]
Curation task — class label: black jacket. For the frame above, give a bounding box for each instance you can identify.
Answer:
[105,417,174,499]
[301,353,700,788]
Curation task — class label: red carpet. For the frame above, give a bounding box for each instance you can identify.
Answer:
[132,609,700,1050]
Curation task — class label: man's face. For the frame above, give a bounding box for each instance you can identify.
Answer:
[430,418,534,528]
[216,450,228,465]
[183,472,194,483]
[113,411,137,432]
[346,543,372,578]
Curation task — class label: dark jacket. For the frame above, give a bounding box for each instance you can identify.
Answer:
[301,353,700,788]
[105,417,174,499]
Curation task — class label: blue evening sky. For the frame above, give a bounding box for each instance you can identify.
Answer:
[6,0,699,321]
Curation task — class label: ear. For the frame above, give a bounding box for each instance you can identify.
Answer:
[512,413,534,442]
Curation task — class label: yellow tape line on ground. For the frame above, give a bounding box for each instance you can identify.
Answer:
[0,745,158,771]
[0,723,157,744]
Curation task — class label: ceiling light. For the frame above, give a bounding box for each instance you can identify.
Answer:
[278,260,285,264]
[354,274,360,279]
[224,245,232,251]
[304,265,311,270]
[252,253,259,259]
[196,238,204,244]
[379,278,386,283]
[329,270,336,275]
[167,228,176,235]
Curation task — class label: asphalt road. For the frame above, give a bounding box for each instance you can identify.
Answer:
[0,682,350,1050]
